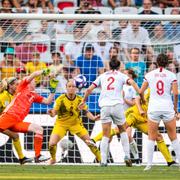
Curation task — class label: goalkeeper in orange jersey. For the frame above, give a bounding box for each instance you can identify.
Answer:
[0,78,32,164]
[48,79,101,165]
[0,69,59,163]
[92,89,176,166]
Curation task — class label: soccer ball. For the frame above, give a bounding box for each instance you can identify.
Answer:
[168,145,176,161]
[74,74,87,89]
[60,138,73,151]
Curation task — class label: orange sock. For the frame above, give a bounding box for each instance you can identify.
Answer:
[34,133,43,158]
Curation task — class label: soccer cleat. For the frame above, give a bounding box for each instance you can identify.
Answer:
[100,163,108,167]
[144,165,152,171]
[167,161,179,167]
[134,159,141,166]
[48,158,56,165]
[34,154,50,163]
[124,156,132,167]
[19,157,33,165]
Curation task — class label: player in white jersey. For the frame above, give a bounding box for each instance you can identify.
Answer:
[79,59,140,166]
[140,54,180,171]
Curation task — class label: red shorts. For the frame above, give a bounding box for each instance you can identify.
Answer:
[0,113,30,133]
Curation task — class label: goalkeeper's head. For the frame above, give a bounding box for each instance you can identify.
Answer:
[6,77,18,95]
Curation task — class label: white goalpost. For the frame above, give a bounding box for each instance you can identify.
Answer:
[0,13,180,165]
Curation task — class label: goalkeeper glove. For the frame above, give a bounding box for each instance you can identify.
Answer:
[49,78,59,93]
[42,68,50,76]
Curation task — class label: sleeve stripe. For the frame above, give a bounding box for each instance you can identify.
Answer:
[92,82,98,87]
[172,80,177,83]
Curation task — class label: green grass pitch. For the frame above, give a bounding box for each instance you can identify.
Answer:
[0,165,179,180]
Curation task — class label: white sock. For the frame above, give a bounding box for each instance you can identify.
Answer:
[171,139,180,164]
[130,139,139,159]
[147,139,155,166]
[120,132,130,158]
[100,136,109,164]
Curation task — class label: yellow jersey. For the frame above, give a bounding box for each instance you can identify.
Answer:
[54,94,88,126]
[125,88,150,121]
[0,90,13,114]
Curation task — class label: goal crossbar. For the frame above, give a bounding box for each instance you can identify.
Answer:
[0,13,180,21]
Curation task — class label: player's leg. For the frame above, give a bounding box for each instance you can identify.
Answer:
[164,117,180,165]
[12,122,48,162]
[126,127,140,164]
[136,122,174,166]
[48,122,67,164]
[99,106,113,166]
[3,129,32,164]
[144,118,159,171]
[71,123,101,163]
[114,104,131,167]
[156,133,174,166]
[0,114,32,164]
[92,128,118,143]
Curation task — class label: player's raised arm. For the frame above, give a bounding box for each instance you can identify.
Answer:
[26,68,50,83]
[79,83,97,110]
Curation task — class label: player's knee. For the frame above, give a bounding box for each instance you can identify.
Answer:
[156,133,163,141]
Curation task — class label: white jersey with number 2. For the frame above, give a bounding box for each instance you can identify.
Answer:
[145,68,177,113]
[93,70,129,108]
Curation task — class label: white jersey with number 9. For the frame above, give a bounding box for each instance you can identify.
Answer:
[144,68,177,113]
[92,70,129,108]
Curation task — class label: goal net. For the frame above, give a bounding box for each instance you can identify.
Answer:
[0,13,180,164]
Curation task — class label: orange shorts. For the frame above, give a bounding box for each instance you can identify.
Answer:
[0,113,30,133]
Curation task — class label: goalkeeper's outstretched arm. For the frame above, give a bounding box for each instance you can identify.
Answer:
[26,69,50,83]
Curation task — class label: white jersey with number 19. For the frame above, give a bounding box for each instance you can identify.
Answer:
[92,70,129,108]
[145,67,177,113]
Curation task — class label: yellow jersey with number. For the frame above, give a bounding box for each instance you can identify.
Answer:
[54,94,88,126]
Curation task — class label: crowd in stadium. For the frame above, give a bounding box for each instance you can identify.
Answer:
[0,0,180,92]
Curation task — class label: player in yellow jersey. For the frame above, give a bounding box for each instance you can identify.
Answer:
[0,77,32,164]
[48,79,101,165]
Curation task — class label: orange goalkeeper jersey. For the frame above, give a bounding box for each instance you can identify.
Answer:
[3,78,43,121]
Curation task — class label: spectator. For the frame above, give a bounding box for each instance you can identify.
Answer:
[93,31,113,68]
[3,19,28,41]
[81,11,111,41]
[49,51,63,72]
[101,0,121,9]
[112,20,128,40]
[16,66,27,80]
[139,0,160,34]
[0,0,13,13]
[75,44,104,86]
[15,35,36,64]
[151,24,166,43]
[41,0,54,13]
[0,47,24,79]
[125,47,146,87]
[164,8,180,41]
[121,20,153,62]
[75,0,95,14]
[64,26,83,65]
[25,52,47,86]
[55,66,77,93]
[147,61,158,72]
[158,0,179,8]
[0,0,13,34]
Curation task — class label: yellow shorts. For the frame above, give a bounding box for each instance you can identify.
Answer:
[51,121,88,138]
[126,114,148,135]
